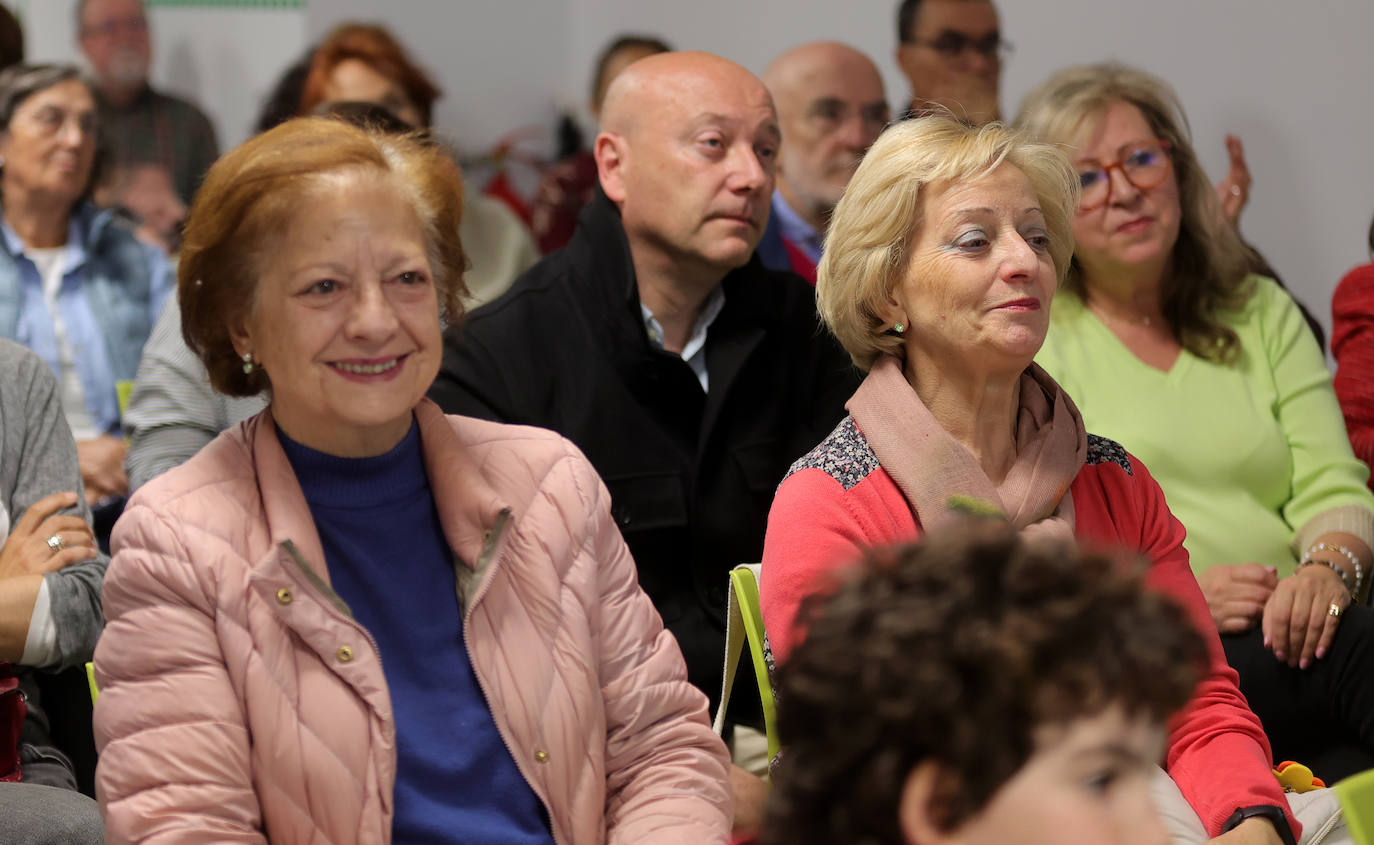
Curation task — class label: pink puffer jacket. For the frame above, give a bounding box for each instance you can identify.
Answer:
[93,400,733,844]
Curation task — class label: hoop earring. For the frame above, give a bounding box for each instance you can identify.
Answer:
[242,352,254,374]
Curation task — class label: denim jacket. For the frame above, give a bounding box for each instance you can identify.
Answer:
[0,204,173,433]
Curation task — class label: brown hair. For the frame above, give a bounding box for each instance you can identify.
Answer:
[1015,62,1253,364]
[761,521,1206,845]
[299,24,441,127]
[178,116,466,397]
[0,4,23,71]
[590,34,671,112]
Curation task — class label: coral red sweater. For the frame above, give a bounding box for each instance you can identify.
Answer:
[760,418,1298,841]
[1333,262,1374,491]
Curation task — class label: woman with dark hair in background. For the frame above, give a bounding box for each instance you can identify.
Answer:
[1332,216,1374,492]
[0,64,173,537]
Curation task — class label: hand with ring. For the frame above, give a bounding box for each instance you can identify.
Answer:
[0,491,98,582]
[1262,561,1351,670]
[1213,133,1251,227]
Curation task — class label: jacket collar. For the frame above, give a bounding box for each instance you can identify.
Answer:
[245,398,508,586]
[0,203,116,274]
[564,189,643,314]
[563,189,781,345]
[560,189,782,423]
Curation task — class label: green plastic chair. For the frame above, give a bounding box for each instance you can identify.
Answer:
[712,563,779,763]
[85,661,99,704]
[1338,766,1374,844]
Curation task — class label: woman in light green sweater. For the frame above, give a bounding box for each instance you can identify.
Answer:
[1018,62,1374,781]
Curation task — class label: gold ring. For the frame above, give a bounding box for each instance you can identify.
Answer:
[1329,602,1343,618]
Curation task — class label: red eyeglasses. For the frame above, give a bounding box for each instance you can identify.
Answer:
[1076,140,1173,211]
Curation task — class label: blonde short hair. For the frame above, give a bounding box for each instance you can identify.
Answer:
[818,116,1078,371]
[1014,62,1251,363]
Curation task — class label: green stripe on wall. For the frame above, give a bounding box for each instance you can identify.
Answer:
[147,0,305,8]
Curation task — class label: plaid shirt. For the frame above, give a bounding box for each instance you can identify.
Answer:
[96,85,220,206]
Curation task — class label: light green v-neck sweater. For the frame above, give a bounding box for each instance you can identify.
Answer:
[1036,275,1374,576]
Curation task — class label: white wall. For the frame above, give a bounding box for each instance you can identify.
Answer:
[8,0,1372,336]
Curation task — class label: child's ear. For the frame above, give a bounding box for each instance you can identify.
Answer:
[898,761,963,845]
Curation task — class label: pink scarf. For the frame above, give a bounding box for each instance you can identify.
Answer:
[847,355,1087,543]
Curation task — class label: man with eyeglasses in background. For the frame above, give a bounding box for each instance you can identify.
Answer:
[756,42,889,284]
[76,0,218,215]
[895,0,1007,125]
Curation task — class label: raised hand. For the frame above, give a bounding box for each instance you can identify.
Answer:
[1214,134,1251,227]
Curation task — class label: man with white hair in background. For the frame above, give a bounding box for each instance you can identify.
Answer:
[76,0,218,213]
[757,41,889,284]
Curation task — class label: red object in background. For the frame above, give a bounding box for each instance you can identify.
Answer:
[529,150,598,254]
[484,170,532,226]
[0,661,25,782]
[781,238,818,286]
[473,125,547,228]
[1333,262,1374,491]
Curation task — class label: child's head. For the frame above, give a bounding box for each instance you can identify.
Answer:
[762,522,1207,845]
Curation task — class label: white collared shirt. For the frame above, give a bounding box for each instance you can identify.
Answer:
[641,286,726,392]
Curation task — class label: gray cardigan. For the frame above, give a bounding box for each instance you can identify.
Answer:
[0,338,106,670]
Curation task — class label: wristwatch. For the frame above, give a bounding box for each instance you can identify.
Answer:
[1222,805,1297,845]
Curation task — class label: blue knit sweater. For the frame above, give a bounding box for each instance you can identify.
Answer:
[279,421,553,844]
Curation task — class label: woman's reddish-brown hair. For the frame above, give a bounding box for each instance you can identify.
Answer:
[178,116,466,397]
[299,23,441,127]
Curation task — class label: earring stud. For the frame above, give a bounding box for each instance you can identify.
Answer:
[894,322,906,334]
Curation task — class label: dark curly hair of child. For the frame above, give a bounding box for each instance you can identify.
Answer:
[761,521,1208,845]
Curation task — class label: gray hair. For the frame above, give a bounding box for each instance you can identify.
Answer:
[0,64,86,131]
[0,64,104,205]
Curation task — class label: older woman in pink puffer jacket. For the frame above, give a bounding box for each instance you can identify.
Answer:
[92,117,733,845]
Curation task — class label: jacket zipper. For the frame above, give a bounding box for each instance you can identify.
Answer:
[1305,802,1341,844]
[459,511,568,845]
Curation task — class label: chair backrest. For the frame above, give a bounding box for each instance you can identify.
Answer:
[1338,766,1374,844]
[713,563,779,763]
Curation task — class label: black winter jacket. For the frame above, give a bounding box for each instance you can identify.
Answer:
[429,194,858,714]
